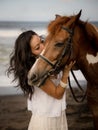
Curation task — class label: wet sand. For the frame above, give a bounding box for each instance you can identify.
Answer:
[0,87,94,130]
[66,88,94,130]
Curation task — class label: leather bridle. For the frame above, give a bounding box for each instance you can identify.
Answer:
[37,26,74,87]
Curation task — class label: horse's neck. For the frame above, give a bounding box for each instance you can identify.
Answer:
[75,23,98,56]
[86,23,98,49]
[74,24,98,83]
[76,52,98,84]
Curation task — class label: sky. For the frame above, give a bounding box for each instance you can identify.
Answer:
[0,0,97,22]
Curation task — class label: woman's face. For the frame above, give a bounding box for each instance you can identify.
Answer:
[30,35,44,56]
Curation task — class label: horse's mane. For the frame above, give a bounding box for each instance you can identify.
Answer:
[48,15,98,50]
[47,15,86,35]
[47,16,70,36]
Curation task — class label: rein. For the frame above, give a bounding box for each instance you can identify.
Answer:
[68,70,87,103]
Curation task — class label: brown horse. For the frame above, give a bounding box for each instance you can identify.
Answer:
[28,10,98,129]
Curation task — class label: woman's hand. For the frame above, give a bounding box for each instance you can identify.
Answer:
[41,61,76,99]
[62,61,76,82]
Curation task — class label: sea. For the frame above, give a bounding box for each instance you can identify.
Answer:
[0,21,98,95]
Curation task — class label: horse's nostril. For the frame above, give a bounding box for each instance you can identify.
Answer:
[31,74,38,82]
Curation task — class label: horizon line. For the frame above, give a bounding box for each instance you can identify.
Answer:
[0,20,98,22]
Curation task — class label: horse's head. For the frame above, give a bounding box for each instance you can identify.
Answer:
[28,10,82,87]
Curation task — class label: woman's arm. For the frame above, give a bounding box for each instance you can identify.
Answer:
[40,61,75,99]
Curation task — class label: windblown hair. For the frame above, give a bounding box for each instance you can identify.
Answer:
[7,30,37,98]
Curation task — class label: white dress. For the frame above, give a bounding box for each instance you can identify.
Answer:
[28,72,68,130]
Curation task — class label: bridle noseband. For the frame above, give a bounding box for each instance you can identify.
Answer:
[38,26,74,87]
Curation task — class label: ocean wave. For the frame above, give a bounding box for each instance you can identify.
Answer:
[0,28,47,38]
[0,29,22,38]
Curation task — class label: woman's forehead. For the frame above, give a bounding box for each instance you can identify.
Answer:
[30,35,40,46]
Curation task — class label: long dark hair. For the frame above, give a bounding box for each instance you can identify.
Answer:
[7,30,37,98]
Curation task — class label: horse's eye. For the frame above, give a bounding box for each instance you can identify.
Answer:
[55,42,64,47]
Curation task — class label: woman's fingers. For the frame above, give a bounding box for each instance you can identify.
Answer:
[63,61,76,78]
[69,60,76,68]
[65,61,76,70]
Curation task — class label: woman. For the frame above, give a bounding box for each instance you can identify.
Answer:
[7,30,75,130]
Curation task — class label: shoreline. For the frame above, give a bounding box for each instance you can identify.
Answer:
[0,86,23,96]
[0,79,87,95]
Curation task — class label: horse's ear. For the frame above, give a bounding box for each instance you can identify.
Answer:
[67,9,82,28]
[72,9,82,24]
[75,9,82,22]
[55,14,61,20]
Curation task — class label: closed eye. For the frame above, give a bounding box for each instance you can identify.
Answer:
[55,42,64,47]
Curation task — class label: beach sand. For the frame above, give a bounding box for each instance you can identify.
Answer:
[0,87,94,130]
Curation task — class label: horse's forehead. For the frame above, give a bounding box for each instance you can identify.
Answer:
[48,29,69,42]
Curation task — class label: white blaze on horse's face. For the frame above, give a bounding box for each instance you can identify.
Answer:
[86,52,98,64]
